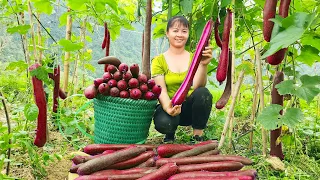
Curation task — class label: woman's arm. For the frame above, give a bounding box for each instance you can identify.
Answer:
[154,75,182,116]
[192,46,213,89]
[193,64,208,89]
[154,75,171,110]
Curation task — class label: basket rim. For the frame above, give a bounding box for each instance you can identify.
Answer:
[95,94,158,104]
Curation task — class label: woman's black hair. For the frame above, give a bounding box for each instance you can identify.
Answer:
[166,16,189,32]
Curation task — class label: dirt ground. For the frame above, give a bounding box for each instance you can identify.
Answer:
[7,131,74,180]
[1,106,164,180]
[1,103,79,180]
[46,157,72,180]
[44,131,75,180]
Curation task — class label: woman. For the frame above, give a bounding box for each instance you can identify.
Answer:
[151,16,213,143]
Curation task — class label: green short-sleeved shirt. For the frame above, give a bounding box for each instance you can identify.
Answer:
[151,53,194,99]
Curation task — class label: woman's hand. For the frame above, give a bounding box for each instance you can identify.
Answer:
[164,101,182,117]
[200,46,213,65]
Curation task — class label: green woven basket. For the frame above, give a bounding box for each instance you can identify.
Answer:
[93,94,157,144]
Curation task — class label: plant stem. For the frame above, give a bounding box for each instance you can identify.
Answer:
[63,8,72,93]
[0,92,11,175]
[70,18,87,96]
[236,128,257,142]
[7,1,29,74]
[228,1,236,149]
[256,48,267,156]
[209,0,217,18]
[243,9,259,151]
[27,1,38,64]
[249,75,259,150]
[167,0,172,21]
[238,40,263,55]
[32,13,57,43]
[36,13,42,63]
[218,70,245,149]
[142,0,152,79]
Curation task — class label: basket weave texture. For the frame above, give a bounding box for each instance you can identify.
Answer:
[93,94,157,144]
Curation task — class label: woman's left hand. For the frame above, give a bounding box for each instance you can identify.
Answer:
[200,46,213,65]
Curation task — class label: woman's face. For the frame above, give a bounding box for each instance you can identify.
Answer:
[166,22,189,49]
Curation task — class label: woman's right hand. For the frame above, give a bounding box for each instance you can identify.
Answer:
[164,101,182,117]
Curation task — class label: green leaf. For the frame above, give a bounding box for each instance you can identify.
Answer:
[58,39,83,52]
[275,80,295,95]
[180,0,193,15]
[24,104,39,121]
[94,2,106,13]
[86,22,93,33]
[221,0,232,7]
[283,66,299,77]
[29,65,53,85]
[65,127,75,135]
[66,0,87,11]
[261,12,316,58]
[207,58,218,75]
[281,108,304,129]
[269,16,283,27]
[253,0,265,7]
[296,46,320,66]
[54,153,62,160]
[195,20,206,40]
[84,63,95,72]
[262,26,304,58]
[153,22,167,39]
[295,85,320,103]
[43,153,50,161]
[105,0,118,13]
[85,35,92,42]
[59,12,68,27]
[300,75,320,86]
[108,25,121,41]
[297,75,320,103]
[275,75,320,103]
[281,134,295,146]
[281,12,314,29]
[7,25,31,35]
[257,104,283,130]
[33,0,53,14]
[302,129,314,135]
[236,61,254,75]
[122,21,134,30]
[301,34,320,51]
[5,61,28,73]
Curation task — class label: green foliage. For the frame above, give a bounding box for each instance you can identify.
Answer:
[276,75,320,103]
[262,12,317,58]
[301,33,320,51]
[33,0,54,15]
[180,0,193,16]
[236,61,254,75]
[257,104,304,130]
[296,45,320,66]
[281,108,304,128]
[58,39,84,52]
[29,65,53,85]
[5,61,28,73]
[24,103,39,121]
[7,25,31,35]
[257,104,283,130]
[221,0,232,8]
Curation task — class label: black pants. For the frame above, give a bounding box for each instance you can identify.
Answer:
[153,87,213,135]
